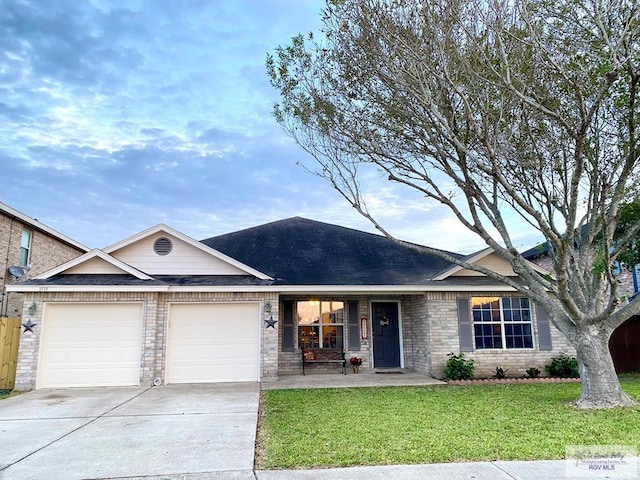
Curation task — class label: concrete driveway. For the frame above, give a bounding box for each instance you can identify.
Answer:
[0,383,259,480]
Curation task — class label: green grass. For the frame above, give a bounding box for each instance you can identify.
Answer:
[257,382,640,469]
[0,390,21,400]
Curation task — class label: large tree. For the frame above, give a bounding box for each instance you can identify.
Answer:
[267,0,640,408]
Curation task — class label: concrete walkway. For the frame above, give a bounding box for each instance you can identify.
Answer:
[262,371,445,390]
[255,459,627,480]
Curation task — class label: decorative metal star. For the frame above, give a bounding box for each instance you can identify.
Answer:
[264,316,277,329]
[22,319,38,333]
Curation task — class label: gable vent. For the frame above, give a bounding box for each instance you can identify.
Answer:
[153,237,173,256]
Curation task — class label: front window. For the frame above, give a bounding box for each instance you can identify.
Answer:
[472,297,533,349]
[297,301,344,348]
[19,229,32,267]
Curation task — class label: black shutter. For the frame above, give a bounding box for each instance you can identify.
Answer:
[535,304,553,351]
[282,300,294,351]
[457,298,473,352]
[347,301,360,351]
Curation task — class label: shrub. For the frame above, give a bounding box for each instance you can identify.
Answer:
[525,367,541,378]
[545,353,580,378]
[494,367,509,379]
[443,353,474,380]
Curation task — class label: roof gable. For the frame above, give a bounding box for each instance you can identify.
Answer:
[433,248,550,280]
[35,250,153,280]
[105,224,271,278]
[64,256,132,275]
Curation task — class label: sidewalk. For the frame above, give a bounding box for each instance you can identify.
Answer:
[255,459,634,480]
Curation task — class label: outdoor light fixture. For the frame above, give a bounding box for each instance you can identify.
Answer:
[28,302,37,316]
[264,301,272,314]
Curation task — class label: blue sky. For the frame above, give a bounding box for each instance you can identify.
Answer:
[0,0,541,253]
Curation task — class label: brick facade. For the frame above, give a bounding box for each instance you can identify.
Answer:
[16,288,579,389]
[275,293,572,379]
[423,292,574,378]
[1,210,85,317]
[402,294,430,374]
[15,291,278,390]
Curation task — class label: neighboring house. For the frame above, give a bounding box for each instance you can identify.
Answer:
[8,217,574,390]
[522,243,639,373]
[0,202,88,317]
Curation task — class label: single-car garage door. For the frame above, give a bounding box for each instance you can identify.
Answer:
[37,303,143,389]
[166,303,260,383]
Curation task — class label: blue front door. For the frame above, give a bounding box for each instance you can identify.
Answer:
[372,302,400,368]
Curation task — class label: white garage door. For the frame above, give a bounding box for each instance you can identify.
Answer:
[166,303,260,383]
[38,303,143,389]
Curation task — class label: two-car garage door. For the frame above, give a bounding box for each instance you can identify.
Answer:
[37,302,260,388]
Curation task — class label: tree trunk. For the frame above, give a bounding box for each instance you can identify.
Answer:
[573,329,637,409]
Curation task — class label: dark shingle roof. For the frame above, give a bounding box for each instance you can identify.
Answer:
[201,217,460,285]
[21,274,166,286]
[17,218,466,288]
[521,225,592,260]
[20,274,272,287]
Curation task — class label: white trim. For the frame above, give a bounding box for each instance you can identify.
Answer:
[6,283,523,293]
[0,201,89,252]
[7,285,169,293]
[370,300,403,369]
[32,249,153,280]
[257,284,520,293]
[103,224,272,280]
[433,247,551,280]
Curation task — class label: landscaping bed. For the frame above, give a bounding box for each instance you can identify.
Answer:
[256,381,640,470]
[447,377,580,385]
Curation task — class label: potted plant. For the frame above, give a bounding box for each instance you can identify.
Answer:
[349,356,363,373]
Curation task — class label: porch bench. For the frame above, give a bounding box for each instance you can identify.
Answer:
[301,348,346,375]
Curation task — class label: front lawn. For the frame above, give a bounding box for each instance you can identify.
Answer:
[257,382,640,469]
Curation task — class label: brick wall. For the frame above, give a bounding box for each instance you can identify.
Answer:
[402,294,430,375]
[14,291,278,390]
[425,291,575,379]
[15,288,581,389]
[1,212,85,317]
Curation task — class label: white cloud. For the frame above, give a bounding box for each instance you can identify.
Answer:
[0,0,542,256]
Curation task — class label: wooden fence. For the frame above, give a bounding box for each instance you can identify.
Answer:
[0,317,21,390]
[610,315,640,373]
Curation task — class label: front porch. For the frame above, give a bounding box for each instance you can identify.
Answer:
[277,295,431,378]
[262,370,444,390]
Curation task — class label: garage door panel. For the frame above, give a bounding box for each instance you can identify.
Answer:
[38,303,143,388]
[167,303,259,383]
